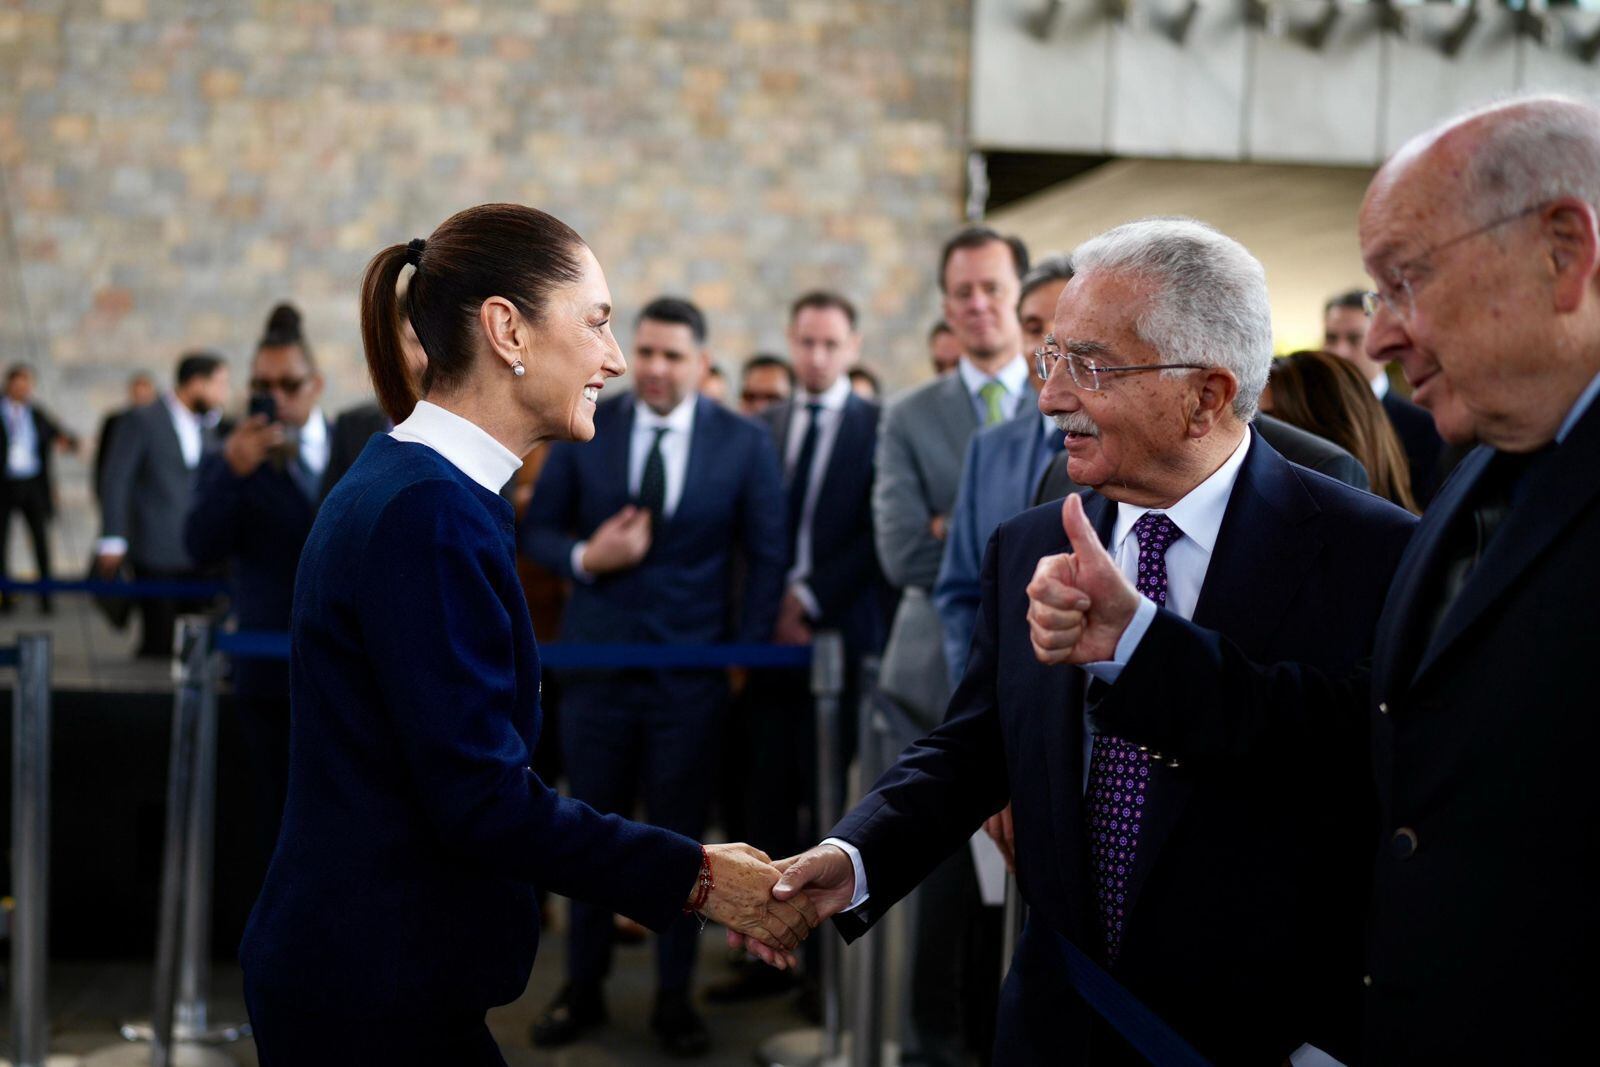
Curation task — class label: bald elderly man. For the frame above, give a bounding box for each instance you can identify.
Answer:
[1025,95,1600,1063]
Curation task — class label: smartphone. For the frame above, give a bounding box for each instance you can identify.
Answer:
[248,394,278,423]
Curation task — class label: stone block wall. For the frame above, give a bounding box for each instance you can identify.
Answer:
[0,0,970,457]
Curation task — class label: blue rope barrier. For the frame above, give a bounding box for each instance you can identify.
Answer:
[0,578,227,599]
[1053,932,1212,1067]
[213,630,813,670]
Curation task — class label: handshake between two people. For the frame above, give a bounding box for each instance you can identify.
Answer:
[696,843,860,972]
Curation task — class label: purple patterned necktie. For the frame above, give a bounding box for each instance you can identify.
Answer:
[1085,511,1182,964]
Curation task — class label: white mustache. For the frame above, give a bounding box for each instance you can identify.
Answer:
[1052,412,1100,437]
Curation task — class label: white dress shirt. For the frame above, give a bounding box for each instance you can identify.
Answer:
[570,393,698,583]
[957,354,1030,425]
[3,398,40,478]
[389,400,521,495]
[784,376,853,615]
[295,408,330,481]
[1371,373,1390,401]
[164,391,206,470]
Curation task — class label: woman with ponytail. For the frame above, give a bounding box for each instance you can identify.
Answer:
[184,301,328,861]
[238,205,815,1065]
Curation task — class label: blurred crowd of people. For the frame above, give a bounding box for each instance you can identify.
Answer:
[4,219,1450,1062]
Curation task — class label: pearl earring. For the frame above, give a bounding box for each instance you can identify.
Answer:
[511,360,525,378]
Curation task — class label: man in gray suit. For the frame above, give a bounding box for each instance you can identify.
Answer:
[871,226,1034,1064]
[875,227,1037,730]
[97,351,231,657]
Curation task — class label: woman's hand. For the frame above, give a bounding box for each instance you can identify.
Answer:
[694,843,819,969]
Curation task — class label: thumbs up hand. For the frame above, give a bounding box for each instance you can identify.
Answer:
[1025,494,1143,665]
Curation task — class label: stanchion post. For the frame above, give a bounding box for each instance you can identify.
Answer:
[148,627,203,1067]
[847,660,885,1067]
[177,617,219,1038]
[810,631,846,1061]
[9,633,52,1067]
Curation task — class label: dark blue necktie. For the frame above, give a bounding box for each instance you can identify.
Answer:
[638,426,668,520]
[787,402,823,556]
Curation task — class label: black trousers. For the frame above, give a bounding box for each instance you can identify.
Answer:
[235,692,291,864]
[908,847,1003,1067]
[130,564,210,658]
[245,981,505,1067]
[0,476,52,605]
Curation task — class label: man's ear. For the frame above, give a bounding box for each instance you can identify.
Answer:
[1189,367,1240,438]
[1543,197,1600,314]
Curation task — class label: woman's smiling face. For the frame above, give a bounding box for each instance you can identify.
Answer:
[526,243,627,443]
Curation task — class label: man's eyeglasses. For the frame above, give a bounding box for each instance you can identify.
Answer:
[1361,202,1548,322]
[1033,336,1208,391]
[250,377,309,396]
[740,390,786,407]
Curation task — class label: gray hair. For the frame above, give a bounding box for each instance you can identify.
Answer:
[1455,95,1600,225]
[1019,254,1074,306]
[1069,217,1272,421]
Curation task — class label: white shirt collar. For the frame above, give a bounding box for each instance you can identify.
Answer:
[298,408,328,448]
[389,400,522,495]
[957,353,1029,399]
[635,392,698,432]
[1371,373,1390,400]
[162,391,201,428]
[798,375,853,412]
[1112,427,1253,559]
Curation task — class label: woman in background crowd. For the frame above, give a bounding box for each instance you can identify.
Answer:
[1263,348,1419,513]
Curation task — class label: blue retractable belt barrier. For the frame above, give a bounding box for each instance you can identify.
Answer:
[0,578,227,599]
[0,645,18,668]
[1053,932,1212,1067]
[213,630,812,670]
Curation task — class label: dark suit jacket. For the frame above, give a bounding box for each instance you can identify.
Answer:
[1093,393,1600,1062]
[240,436,702,1026]
[320,401,391,501]
[829,438,1417,1065]
[1381,390,1445,505]
[520,392,786,646]
[184,453,318,697]
[98,400,217,571]
[1,403,67,511]
[93,408,128,504]
[760,393,884,653]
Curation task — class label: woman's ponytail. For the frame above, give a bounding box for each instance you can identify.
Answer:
[360,245,419,423]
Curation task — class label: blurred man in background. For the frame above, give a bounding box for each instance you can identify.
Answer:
[1,363,80,613]
[928,320,962,377]
[97,351,230,657]
[93,371,156,505]
[738,353,794,416]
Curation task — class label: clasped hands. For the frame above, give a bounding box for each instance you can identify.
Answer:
[701,843,858,971]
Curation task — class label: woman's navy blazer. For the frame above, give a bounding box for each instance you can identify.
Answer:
[240,435,702,1017]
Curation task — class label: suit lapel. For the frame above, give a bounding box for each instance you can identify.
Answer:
[607,397,636,511]
[816,395,868,505]
[673,395,717,524]
[1120,438,1323,927]
[1371,446,1491,695]
[1412,401,1600,685]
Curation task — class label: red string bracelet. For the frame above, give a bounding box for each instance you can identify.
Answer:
[684,845,713,916]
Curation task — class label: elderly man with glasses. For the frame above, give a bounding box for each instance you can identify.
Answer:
[758,217,1418,1065]
[1022,96,1600,1063]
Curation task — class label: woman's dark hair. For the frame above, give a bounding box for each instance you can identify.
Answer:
[258,302,314,367]
[360,203,587,422]
[1270,350,1419,514]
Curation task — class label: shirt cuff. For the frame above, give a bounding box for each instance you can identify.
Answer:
[97,536,129,556]
[820,837,870,913]
[569,541,596,584]
[1289,1044,1346,1067]
[790,582,821,621]
[1081,595,1157,685]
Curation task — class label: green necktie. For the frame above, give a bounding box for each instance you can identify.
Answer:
[979,380,1006,426]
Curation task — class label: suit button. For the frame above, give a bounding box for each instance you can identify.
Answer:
[1362,974,1373,988]
[1391,827,1418,859]
[1378,701,1389,715]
